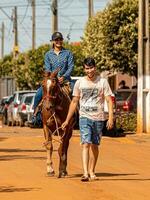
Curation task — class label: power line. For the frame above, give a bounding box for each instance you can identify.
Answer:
[59,0,74,9]
[0,7,12,20]
[0,0,110,55]
[6,17,13,39]
[20,2,29,24]
[0,3,51,8]
[19,22,32,40]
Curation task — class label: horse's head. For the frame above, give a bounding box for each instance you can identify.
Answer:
[42,68,60,108]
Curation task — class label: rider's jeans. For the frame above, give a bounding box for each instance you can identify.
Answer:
[33,86,43,110]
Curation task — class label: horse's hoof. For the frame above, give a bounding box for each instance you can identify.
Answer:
[47,171,55,177]
[57,174,61,178]
[58,171,68,178]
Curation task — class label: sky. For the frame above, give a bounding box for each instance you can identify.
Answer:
[0,0,110,56]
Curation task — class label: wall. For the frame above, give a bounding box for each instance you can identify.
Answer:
[0,77,16,98]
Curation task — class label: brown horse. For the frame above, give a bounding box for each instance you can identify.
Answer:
[41,69,74,178]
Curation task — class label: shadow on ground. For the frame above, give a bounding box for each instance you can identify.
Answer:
[69,172,150,181]
[0,154,45,161]
[0,148,45,153]
[0,137,8,142]
[0,185,40,193]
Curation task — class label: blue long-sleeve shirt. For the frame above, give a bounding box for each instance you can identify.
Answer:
[44,48,74,81]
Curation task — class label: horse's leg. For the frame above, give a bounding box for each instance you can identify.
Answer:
[43,124,55,176]
[58,128,72,178]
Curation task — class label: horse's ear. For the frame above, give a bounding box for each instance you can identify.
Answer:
[51,67,60,78]
[43,71,50,78]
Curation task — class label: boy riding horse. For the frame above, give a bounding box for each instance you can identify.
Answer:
[32,32,74,125]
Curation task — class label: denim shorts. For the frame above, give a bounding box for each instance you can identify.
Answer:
[79,117,104,145]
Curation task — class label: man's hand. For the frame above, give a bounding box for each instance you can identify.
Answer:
[61,120,69,130]
[58,76,64,84]
[106,118,114,130]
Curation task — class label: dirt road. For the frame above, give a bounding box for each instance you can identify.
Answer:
[0,126,150,200]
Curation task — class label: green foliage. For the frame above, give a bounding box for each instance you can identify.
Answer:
[64,42,84,76]
[0,0,140,88]
[82,0,138,77]
[0,42,83,89]
[0,54,13,77]
[13,44,50,90]
[116,112,137,132]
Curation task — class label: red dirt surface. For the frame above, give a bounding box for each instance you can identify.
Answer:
[0,126,150,200]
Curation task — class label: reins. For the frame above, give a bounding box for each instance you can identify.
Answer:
[43,112,66,148]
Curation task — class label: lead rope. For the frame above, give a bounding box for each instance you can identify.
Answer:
[43,112,66,147]
[53,113,66,142]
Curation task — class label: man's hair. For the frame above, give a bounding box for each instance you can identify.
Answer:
[83,57,96,68]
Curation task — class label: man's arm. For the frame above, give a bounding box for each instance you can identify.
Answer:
[61,96,79,130]
[105,95,114,129]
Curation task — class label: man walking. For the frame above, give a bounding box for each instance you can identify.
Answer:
[62,57,113,181]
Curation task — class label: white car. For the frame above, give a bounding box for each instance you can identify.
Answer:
[7,90,36,126]
[17,93,36,127]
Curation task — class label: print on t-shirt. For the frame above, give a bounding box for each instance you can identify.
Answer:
[81,87,102,113]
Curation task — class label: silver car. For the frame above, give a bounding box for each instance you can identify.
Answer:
[17,93,36,127]
[7,90,36,126]
[26,94,36,126]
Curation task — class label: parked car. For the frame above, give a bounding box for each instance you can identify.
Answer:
[114,89,137,112]
[0,96,9,114]
[17,93,36,126]
[26,94,43,128]
[1,95,14,125]
[26,94,35,126]
[7,90,36,126]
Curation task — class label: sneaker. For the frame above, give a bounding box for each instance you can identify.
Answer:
[81,175,89,182]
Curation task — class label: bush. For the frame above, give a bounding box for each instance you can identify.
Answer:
[116,112,137,132]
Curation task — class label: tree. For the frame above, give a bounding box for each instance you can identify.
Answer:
[13,44,50,89]
[82,0,138,77]
[0,54,13,77]
[0,42,83,90]
[64,42,84,76]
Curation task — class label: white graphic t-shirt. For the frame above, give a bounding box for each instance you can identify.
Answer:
[73,76,112,121]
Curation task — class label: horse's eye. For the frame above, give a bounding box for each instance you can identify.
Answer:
[52,78,56,82]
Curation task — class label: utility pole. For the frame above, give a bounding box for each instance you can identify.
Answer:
[137,0,150,133]
[1,22,4,59]
[88,0,94,19]
[31,0,36,50]
[13,6,19,58]
[51,0,58,33]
